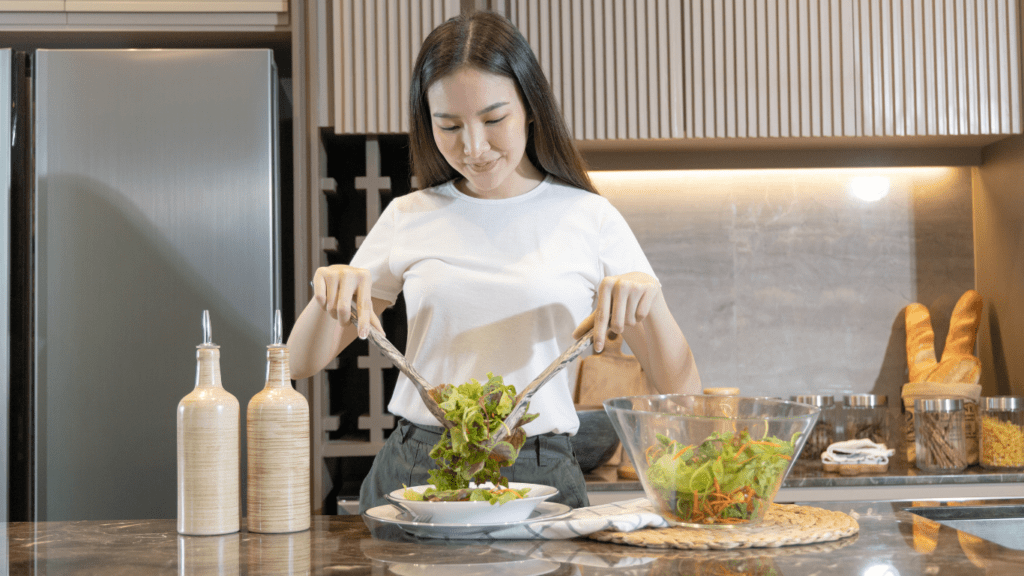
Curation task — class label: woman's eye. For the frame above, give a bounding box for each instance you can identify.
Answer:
[439,125,460,132]
[485,116,508,125]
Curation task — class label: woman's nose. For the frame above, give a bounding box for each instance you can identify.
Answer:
[462,126,490,157]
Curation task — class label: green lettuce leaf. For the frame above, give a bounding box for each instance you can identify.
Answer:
[425,373,538,495]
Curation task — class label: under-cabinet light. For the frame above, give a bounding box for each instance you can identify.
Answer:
[849,176,891,202]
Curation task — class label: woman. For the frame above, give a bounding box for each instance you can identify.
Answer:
[288,11,701,513]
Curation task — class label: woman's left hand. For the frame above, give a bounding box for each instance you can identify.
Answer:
[572,271,662,353]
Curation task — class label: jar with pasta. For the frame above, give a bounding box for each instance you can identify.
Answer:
[979,396,1024,471]
[792,395,836,462]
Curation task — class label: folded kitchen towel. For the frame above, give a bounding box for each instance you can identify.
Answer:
[487,498,669,540]
[821,438,895,466]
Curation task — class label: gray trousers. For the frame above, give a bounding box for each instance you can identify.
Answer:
[359,418,590,514]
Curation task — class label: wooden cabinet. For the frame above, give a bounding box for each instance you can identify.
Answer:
[63,1,286,11]
[506,0,686,140]
[325,0,461,134]
[0,1,286,10]
[511,0,1022,140]
[320,0,686,138]
[318,0,1022,140]
[0,1,65,26]
[0,0,288,29]
[0,2,63,9]
[681,0,1021,139]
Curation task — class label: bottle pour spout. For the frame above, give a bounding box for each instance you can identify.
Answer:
[203,310,212,345]
[272,309,282,346]
[198,310,218,349]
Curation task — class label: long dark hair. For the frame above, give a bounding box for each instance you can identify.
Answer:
[409,11,597,194]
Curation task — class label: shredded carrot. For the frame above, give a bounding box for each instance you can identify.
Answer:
[672,482,772,525]
[646,444,662,464]
[489,488,524,499]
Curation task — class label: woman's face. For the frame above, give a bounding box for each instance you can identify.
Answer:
[426,67,543,199]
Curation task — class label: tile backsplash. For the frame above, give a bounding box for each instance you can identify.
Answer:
[593,167,975,404]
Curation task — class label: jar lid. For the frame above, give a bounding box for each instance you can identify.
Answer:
[915,397,964,413]
[792,395,834,408]
[983,396,1023,411]
[846,394,887,408]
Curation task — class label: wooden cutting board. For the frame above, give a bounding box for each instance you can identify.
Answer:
[574,333,657,473]
[574,333,655,408]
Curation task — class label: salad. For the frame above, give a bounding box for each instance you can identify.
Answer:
[401,485,532,505]
[644,429,799,525]
[403,373,537,505]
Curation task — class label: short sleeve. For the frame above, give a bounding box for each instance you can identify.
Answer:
[597,201,657,281]
[349,201,403,305]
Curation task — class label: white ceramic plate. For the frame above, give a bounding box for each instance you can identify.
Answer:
[385,482,558,524]
[363,501,573,539]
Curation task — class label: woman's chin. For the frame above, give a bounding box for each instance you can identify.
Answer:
[460,173,509,198]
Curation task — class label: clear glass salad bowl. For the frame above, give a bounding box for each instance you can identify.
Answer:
[604,395,820,527]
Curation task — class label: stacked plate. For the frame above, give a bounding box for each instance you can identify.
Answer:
[363,482,570,539]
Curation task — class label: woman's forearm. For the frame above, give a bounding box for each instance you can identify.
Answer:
[287,298,358,380]
[623,294,702,395]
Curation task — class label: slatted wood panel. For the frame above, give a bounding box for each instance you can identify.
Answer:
[0,1,64,9]
[685,0,1021,138]
[63,1,287,10]
[329,0,1020,139]
[332,0,459,134]
[502,0,687,140]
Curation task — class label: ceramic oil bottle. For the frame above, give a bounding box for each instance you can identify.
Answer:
[177,310,240,535]
[247,311,311,533]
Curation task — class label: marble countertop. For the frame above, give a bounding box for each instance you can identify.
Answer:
[5,499,1023,575]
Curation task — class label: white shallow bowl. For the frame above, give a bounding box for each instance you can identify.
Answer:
[385,482,558,524]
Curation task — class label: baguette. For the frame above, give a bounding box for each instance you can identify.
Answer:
[904,290,983,384]
[905,303,937,383]
[943,290,983,358]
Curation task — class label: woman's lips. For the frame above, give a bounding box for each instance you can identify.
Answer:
[465,159,498,172]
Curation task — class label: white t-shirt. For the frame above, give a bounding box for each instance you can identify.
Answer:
[350,175,656,436]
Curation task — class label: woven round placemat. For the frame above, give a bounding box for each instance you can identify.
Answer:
[589,504,859,550]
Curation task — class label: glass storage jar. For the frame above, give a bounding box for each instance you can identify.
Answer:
[914,398,968,473]
[844,394,890,446]
[792,395,836,462]
[979,396,1024,471]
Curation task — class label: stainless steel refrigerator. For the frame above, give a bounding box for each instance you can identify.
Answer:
[3,48,282,521]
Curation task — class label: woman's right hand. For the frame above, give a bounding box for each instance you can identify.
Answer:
[312,264,384,340]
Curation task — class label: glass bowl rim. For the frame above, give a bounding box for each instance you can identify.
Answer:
[602,393,822,422]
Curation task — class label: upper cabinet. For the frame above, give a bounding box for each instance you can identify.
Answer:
[63,1,286,10]
[0,0,288,29]
[507,0,687,140]
[324,0,461,134]
[0,0,286,10]
[0,1,62,9]
[678,0,1022,139]
[320,0,1021,141]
